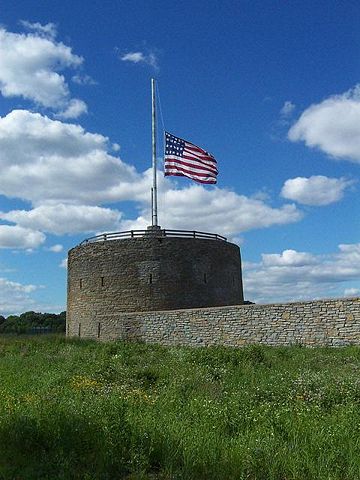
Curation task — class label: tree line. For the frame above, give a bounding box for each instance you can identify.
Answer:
[0,311,66,334]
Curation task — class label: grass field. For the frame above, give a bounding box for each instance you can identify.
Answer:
[1,336,360,479]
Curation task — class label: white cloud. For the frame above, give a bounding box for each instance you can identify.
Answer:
[118,184,302,236]
[0,183,302,239]
[289,84,360,162]
[262,249,317,267]
[344,288,360,297]
[280,101,296,117]
[71,74,96,85]
[19,20,57,39]
[0,110,303,238]
[1,204,121,235]
[243,243,360,303]
[0,24,85,114]
[59,258,68,269]
[0,109,142,206]
[121,51,158,68]
[56,98,88,119]
[0,225,45,249]
[0,277,39,316]
[281,175,354,206]
[47,244,63,253]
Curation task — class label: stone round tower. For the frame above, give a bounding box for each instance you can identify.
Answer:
[66,229,244,338]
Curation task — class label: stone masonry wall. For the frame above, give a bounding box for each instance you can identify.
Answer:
[67,297,360,347]
[67,237,244,333]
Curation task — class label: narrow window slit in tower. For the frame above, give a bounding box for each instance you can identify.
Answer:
[101,276,104,287]
[97,322,101,338]
[78,323,81,337]
[204,273,207,284]
[149,273,153,284]
[79,279,83,289]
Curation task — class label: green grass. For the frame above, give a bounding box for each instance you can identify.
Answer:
[1,337,360,479]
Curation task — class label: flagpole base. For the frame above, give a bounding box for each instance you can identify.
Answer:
[146,225,164,237]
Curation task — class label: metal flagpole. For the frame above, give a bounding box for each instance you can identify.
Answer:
[151,78,158,227]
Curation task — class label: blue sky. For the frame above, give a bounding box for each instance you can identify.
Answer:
[1,0,360,314]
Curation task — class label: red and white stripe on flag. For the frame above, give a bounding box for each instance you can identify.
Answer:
[164,132,218,184]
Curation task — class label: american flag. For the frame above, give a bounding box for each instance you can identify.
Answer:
[164,132,218,184]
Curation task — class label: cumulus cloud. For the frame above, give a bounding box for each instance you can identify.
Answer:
[59,258,68,269]
[0,277,39,316]
[71,74,96,85]
[1,183,302,239]
[0,109,142,206]
[262,249,317,267]
[344,288,360,297]
[0,225,45,249]
[1,204,122,235]
[289,84,360,162]
[56,98,88,119]
[118,184,303,237]
[19,20,57,39]
[280,101,296,117]
[243,243,360,303]
[0,109,303,240]
[0,109,302,236]
[47,244,63,253]
[281,175,354,206]
[0,24,86,116]
[121,51,158,68]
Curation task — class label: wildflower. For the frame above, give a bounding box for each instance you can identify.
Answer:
[70,375,101,391]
